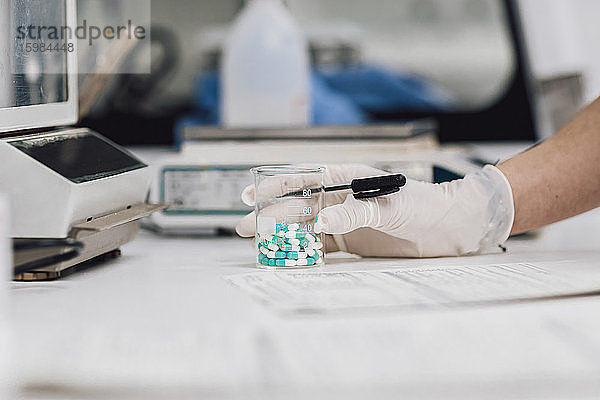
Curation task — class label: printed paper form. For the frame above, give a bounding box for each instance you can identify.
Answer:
[225,261,600,313]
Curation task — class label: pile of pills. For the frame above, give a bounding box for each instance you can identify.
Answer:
[257,223,323,267]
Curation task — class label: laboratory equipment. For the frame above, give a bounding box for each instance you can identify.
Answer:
[145,164,254,235]
[0,129,164,282]
[0,0,164,280]
[252,166,324,268]
[145,123,439,234]
[145,122,486,235]
[222,0,310,127]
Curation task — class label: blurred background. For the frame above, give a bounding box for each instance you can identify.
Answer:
[75,0,600,146]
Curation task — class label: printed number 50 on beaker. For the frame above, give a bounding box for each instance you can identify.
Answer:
[251,166,325,269]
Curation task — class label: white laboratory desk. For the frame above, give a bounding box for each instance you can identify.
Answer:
[7,147,600,400]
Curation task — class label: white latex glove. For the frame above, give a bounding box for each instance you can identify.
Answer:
[236,164,514,258]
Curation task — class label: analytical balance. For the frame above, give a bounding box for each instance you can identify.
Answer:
[145,123,482,235]
[0,0,163,280]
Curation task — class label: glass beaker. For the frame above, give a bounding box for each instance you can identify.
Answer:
[251,165,325,269]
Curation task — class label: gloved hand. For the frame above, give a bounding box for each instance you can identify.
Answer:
[236,164,514,258]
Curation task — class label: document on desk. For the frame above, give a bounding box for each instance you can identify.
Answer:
[225,261,600,313]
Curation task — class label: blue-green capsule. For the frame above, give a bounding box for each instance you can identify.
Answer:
[285,237,300,245]
[275,259,286,267]
[285,230,307,239]
[272,236,284,246]
[286,251,298,259]
[306,258,316,266]
[274,251,287,258]
[299,239,309,248]
[276,224,288,233]
[280,244,293,252]
[269,259,276,267]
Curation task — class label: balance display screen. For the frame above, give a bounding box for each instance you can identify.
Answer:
[10,131,146,183]
[161,167,253,215]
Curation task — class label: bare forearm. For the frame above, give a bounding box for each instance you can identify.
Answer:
[498,97,600,235]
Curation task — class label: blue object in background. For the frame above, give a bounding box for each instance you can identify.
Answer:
[192,71,220,125]
[174,64,453,148]
[316,65,452,113]
[310,72,368,125]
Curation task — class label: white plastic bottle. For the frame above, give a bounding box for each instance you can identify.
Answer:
[222,0,310,128]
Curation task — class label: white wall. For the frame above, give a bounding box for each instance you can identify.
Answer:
[518,0,600,102]
[573,0,600,101]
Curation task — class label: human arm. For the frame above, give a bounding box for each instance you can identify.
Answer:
[498,96,600,234]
